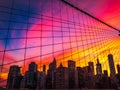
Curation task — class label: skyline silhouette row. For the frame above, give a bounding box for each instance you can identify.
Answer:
[6,53,120,89]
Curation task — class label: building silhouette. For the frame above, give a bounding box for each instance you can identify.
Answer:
[43,65,46,73]
[46,58,56,89]
[55,63,69,89]
[28,62,38,72]
[116,64,120,86]
[108,54,118,88]
[36,64,46,89]
[88,62,94,76]
[87,61,95,88]
[95,59,103,88]
[108,54,116,77]
[21,62,38,89]
[96,59,102,75]
[7,65,23,89]
[68,60,76,88]
[36,70,46,89]
[6,54,120,89]
[76,67,85,88]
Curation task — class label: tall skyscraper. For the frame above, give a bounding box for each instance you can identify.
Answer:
[43,65,46,73]
[47,58,56,89]
[76,67,85,88]
[88,61,94,76]
[37,65,46,89]
[68,60,76,70]
[82,66,89,76]
[98,70,109,88]
[28,62,37,72]
[25,62,38,89]
[117,64,120,75]
[55,63,69,89]
[108,54,116,76]
[7,65,23,89]
[68,60,76,88]
[116,64,120,87]
[108,54,118,88]
[36,71,46,89]
[49,58,56,71]
[96,59,102,75]
[87,62,95,88]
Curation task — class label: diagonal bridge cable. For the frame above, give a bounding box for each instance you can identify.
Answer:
[61,0,120,32]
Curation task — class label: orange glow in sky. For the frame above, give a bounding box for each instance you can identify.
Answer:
[0,0,120,87]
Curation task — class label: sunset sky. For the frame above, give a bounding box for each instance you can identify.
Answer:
[0,0,120,87]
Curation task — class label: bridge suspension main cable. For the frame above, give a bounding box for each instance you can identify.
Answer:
[61,0,120,32]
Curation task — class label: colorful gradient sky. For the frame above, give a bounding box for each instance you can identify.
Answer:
[69,0,120,29]
[0,0,120,87]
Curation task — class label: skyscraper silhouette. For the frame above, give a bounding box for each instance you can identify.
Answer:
[25,62,38,89]
[7,65,22,89]
[108,54,118,88]
[76,67,85,88]
[49,58,56,70]
[96,59,102,75]
[43,65,46,73]
[108,54,116,76]
[6,54,120,89]
[47,58,56,89]
[36,68,46,89]
[68,60,76,88]
[117,64,120,75]
[88,62,94,76]
[85,62,95,88]
[55,63,69,89]
[28,62,38,72]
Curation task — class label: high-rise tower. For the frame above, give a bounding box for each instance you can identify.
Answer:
[7,65,23,89]
[55,63,69,89]
[108,54,116,76]
[96,59,102,75]
[108,54,118,88]
[68,60,76,88]
[47,58,57,89]
[28,62,38,72]
[88,62,94,76]
[26,62,38,88]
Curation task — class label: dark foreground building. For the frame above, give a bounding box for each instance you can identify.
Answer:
[7,65,23,89]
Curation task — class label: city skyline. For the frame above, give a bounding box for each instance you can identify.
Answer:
[0,0,120,88]
[6,53,120,76]
[6,53,120,89]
